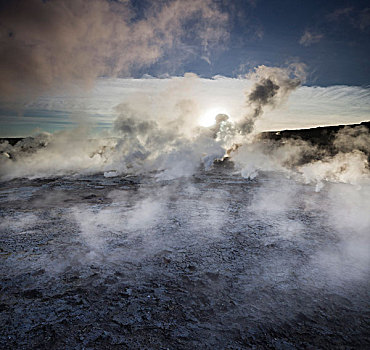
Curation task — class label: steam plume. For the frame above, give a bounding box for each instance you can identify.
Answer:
[0,0,228,100]
[238,64,305,134]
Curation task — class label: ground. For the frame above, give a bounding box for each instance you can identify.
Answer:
[0,164,369,349]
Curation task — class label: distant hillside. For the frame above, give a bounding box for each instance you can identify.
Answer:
[258,121,370,163]
[260,121,370,146]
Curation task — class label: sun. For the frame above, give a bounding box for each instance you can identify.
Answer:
[198,107,230,127]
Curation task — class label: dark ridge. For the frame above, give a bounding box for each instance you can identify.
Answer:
[260,121,370,147]
[257,121,370,165]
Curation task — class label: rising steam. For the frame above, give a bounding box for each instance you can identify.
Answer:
[0,0,228,101]
[0,63,369,191]
[237,64,305,134]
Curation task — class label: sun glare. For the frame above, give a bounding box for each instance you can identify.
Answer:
[198,107,230,127]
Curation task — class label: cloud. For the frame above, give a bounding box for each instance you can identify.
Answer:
[359,8,370,30]
[255,84,370,131]
[246,0,258,8]
[2,75,370,137]
[299,30,324,46]
[0,0,228,100]
[327,7,353,22]
[326,6,370,31]
[254,26,264,40]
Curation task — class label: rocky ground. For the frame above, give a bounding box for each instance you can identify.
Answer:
[0,164,369,349]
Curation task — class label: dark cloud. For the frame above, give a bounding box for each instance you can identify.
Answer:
[248,78,280,106]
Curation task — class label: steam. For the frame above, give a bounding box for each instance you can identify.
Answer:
[299,151,369,188]
[0,0,228,100]
[110,98,225,179]
[0,127,116,180]
[233,134,369,190]
[237,64,305,134]
[297,125,370,188]
[309,182,370,283]
[0,101,226,181]
[0,213,39,233]
[334,125,370,154]
[0,63,369,190]
[68,183,228,265]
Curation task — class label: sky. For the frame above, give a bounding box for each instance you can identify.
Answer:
[0,0,369,137]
